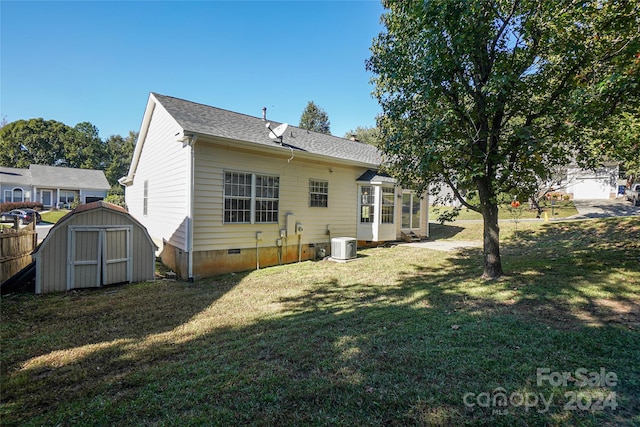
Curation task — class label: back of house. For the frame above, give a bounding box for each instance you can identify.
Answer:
[121,93,428,280]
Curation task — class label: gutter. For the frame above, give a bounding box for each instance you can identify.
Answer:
[185,134,197,282]
[196,134,381,170]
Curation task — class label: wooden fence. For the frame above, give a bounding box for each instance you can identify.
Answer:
[0,222,37,284]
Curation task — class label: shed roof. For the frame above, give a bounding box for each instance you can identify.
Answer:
[33,201,156,254]
[151,93,383,166]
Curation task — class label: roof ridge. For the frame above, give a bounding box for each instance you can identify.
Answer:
[152,92,272,125]
[148,92,381,166]
[151,92,360,143]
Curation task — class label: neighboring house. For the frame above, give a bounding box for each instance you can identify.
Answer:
[120,93,428,280]
[0,164,110,208]
[429,162,619,206]
[563,163,619,200]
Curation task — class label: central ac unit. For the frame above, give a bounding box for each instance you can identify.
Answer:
[331,237,357,260]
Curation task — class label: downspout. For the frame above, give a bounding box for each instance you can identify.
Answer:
[187,135,197,282]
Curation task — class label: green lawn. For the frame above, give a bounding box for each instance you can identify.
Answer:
[1,217,638,426]
[431,201,579,221]
[39,209,71,224]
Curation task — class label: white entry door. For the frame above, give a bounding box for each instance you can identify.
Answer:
[41,190,53,208]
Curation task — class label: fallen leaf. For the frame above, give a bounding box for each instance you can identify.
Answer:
[451,325,460,330]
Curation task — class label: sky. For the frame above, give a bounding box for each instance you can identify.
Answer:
[1,0,386,141]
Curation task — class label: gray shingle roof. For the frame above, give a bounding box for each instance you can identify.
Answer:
[356,169,396,184]
[29,165,110,190]
[152,93,382,166]
[0,167,32,186]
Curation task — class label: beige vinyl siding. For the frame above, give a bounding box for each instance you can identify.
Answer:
[35,208,155,293]
[125,102,190,250]
[193,140,364,252]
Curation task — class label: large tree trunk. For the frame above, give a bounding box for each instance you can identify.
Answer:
[477,179,504,279]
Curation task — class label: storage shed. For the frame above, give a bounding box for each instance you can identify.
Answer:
[32,201,157,293]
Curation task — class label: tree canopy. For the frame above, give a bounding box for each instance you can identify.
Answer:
[344,126,381,146]
[103,131,137,186]
[299,101,331,134]
[0,118,136,187]
[0,118,71,167]
[367,0,639,278]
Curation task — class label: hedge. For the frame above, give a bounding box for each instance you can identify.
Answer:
[0,202,44,212]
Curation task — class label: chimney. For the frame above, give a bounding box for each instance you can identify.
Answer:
[262,107,267,121]
[349,134,359,142]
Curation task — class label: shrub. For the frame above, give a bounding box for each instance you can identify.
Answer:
[105,193,126,208]
[0,202,44,212]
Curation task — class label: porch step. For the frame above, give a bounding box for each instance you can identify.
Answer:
[401,231,422,243]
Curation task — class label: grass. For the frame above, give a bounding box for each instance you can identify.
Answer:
[1,217,639,426]
[428,218,544,242]
[430,201,578,221]
[39,209,70,224]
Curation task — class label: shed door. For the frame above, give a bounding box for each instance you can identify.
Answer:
[68,226,132,290]
[69,230,101,289]
[104,228,130,285]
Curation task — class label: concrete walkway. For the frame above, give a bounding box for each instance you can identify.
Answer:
[568,198,640,219]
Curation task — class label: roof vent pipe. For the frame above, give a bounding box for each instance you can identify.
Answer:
[262,107,267,121]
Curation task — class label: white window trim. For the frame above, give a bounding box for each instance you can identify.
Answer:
[359,185,375,223]
[401,190,422,230]
[143,180,149,216]
[381,186,395,224]
[223,171,279,224]
[309,179,329,208]
[9,187,25,203]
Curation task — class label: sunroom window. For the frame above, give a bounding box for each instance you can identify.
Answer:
[360,186,374,223]
[381,187,395,223]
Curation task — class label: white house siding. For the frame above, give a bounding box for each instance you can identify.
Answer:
[192,139,365,254]
[565,165,618,200]
[125,102,190,251]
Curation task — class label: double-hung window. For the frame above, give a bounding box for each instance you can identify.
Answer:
[360,186,374,223]
[224,171,279,223]
[381,187,395,223]
[255,175,279,222]
[309,180,328,207]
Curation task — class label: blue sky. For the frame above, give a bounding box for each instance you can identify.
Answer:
[1,1,386,140]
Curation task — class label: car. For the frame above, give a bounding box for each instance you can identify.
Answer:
[22,208,42,223]
[0,209,34,225]
[626,183,640,206]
